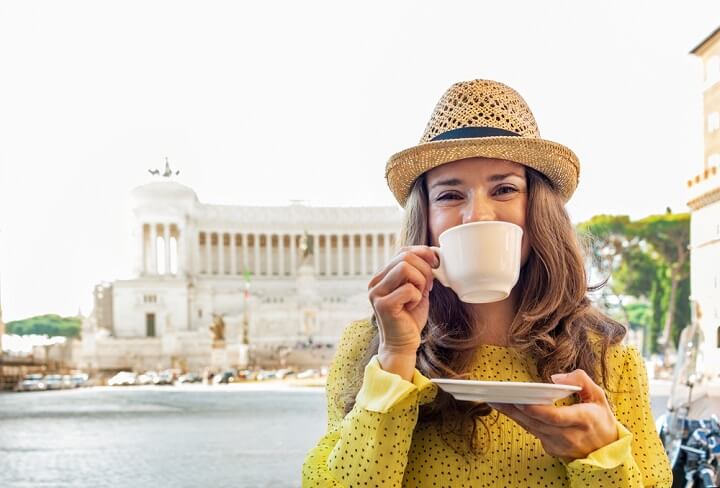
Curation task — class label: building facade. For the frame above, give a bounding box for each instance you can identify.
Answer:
[689,29,720,379]
[81,176,402,372]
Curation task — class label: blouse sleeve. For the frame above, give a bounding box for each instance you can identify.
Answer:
[301,319,437,487]
[564,345,672,487]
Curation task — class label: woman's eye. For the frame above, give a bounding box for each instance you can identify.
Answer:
[436,192,462,201]
[495,186,517,196]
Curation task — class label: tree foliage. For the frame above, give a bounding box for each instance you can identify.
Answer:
[577,212,690,356]
[576,214,631,275]
[5,314,81,337]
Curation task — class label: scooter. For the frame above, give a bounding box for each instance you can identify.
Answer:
[656,302,719,487]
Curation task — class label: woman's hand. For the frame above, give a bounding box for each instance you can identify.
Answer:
[489,369,619,461]
[368,246,438,380]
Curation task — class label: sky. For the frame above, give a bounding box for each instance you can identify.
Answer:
[0,1,717,321]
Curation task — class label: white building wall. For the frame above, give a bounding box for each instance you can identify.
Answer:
[112,280,189,338]
[88,180,401,372]
[689,200,720,377]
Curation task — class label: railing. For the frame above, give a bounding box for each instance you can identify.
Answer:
[0,354,51,391]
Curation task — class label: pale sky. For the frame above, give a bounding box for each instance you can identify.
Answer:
[0,1,717,321]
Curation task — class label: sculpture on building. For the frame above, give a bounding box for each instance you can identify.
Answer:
[148,157,180,177]
[299,231,314,266]
[209,314,226,344]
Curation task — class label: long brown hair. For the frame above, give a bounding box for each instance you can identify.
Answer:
[344,166,626,454]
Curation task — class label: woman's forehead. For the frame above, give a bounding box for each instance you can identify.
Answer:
[425,158,526,182]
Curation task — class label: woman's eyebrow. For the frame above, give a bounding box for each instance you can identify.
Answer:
[429,172,524,190]
[429,178,463,190]
[487,172,524,182]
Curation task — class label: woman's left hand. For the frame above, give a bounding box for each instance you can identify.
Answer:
[488,369,618,461]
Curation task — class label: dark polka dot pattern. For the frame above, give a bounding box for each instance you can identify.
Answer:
[302,319,672,487]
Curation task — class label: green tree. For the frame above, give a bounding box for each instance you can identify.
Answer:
[613,243,658,298]
[576,215,632,322]
[576,214,631,271]
[648,269,667,354]
[628,212,690,361]
[624,302,652,330]
[6,314,81,337]
[577,212,691,358]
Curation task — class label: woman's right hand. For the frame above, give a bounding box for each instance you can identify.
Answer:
[367,246,438,380]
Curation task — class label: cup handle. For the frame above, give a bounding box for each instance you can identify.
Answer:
[429,246,449,287]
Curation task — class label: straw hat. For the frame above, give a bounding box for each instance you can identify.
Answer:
[385,79,580,207]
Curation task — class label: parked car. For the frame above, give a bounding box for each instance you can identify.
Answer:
[276,368,296,380]
[296,369,318,380]
[70,373,89,388]
[212,369,237,384]
[176,373,202,384]
[256,370,277,381]
[153,370,175,385]
[237,370,258,381]
[108,371,137,386]
[43,374,64,390]
[17,374,46,392]
[136,371,158,385]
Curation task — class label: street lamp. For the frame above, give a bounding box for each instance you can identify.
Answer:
[241,269,252,369]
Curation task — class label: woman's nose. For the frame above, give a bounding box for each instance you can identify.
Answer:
[463,196,497,224]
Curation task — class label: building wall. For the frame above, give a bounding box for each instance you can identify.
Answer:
[84,180,401,372]
[695,31,720,171]
[689,200,720,372]
[690,28,720,378]
[93,283,113,331]
[113,279,190,339]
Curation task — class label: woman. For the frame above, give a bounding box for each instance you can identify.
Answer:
[302,80,672,487]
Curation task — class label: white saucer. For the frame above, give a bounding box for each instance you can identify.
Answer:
[430,378,581,405]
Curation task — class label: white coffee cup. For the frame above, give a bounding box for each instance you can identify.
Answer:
[430,221,523,303]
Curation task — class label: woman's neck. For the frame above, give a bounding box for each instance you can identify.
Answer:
[467,288,520,346]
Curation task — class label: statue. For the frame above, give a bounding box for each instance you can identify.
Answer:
[299,231,314,265]
[209,314,226,343]
[148,157,180,177]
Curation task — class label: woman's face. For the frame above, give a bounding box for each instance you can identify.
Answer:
[425,157,530,264]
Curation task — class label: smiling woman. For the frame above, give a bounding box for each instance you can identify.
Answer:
[302,80,672,487]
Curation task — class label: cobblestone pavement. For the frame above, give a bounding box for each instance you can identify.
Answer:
[0,386,326,488]
[0,383,693,487]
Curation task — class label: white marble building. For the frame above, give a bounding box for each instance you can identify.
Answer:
[687,171,720,379]
[81,175,401,372]
[689,29,720,379]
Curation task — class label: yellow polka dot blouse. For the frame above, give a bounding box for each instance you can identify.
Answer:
[302,319,672,487]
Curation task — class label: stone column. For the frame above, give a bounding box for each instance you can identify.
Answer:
[217,232,224,276]
[138,223,146,275]
[266,234,273,276]
[278,234,285,277]
[241,233,248,274]
[336,234,343,276]
[349,234,355,276]
[289,234,297,275]
[230,234,237,276]
[193,229,200,275]
[313,233,319,272]
[253,233,261,276]
[205,232,212,275]
[164,224,171,275]
[371,233,378,273]
[360,233,367,275]
[325,234,332,276]
[150,223,157,275]
[384,232,392,265]
[175,225,184,275]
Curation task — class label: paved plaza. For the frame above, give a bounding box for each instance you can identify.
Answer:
[0,383,712,487]
[0,386,326,488]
